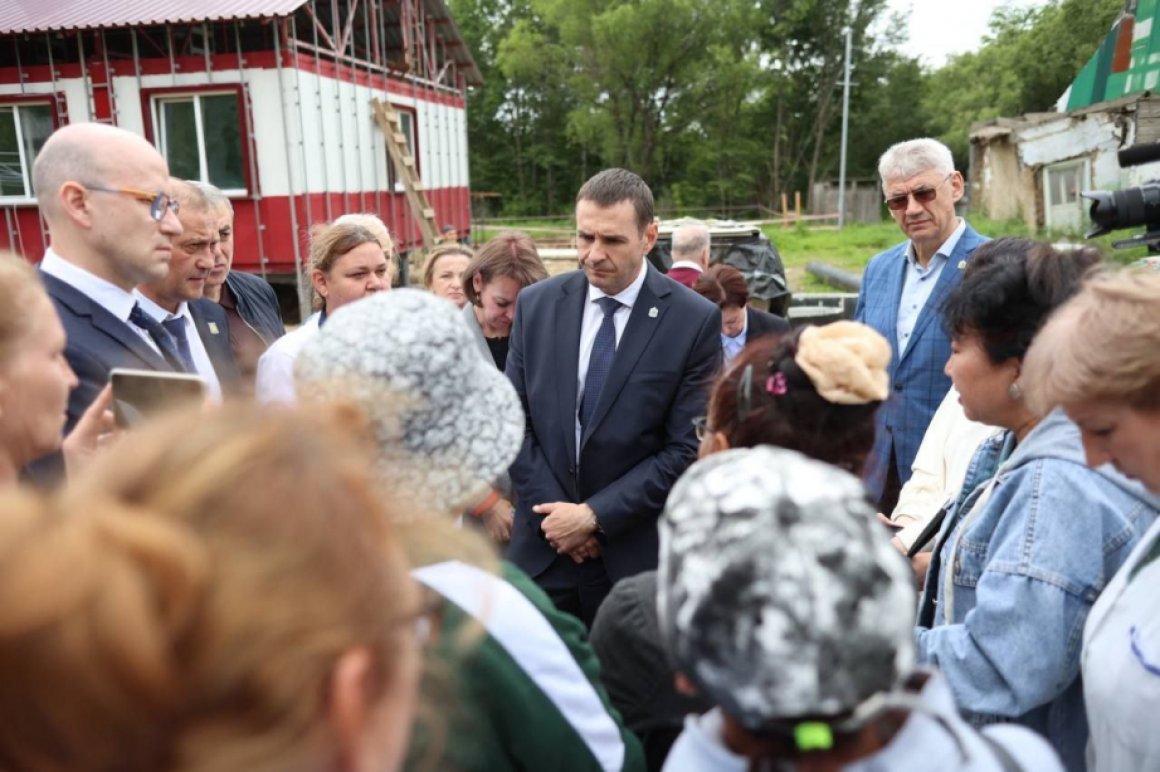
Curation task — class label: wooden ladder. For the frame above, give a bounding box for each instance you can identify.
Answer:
[371,98,440,249]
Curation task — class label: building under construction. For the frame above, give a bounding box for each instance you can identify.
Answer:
[0,0,481,314]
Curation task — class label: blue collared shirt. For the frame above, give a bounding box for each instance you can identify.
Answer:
[897,219,965,353]
[720,310,747,367]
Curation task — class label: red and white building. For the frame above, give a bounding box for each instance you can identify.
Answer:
[0,0,480,312]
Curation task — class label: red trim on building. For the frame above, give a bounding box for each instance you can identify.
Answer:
[3,185,471,275]
[0,50,466,109]
[243,187,471,274]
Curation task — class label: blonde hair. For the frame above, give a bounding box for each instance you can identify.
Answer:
[422,243,474,289]
[334,213,395,256]
[1024,267,1160,413]
[0,251,51,365]
[0,405,417,771]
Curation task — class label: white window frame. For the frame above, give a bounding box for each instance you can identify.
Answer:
[0,102,53,203]
[389,107,417,193]
[1042,159,1088,231]
[151,92,247,196]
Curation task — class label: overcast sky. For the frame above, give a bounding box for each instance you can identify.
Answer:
[885,0,1052,67]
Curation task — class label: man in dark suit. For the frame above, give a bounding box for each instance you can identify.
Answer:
[855,138,988,513]
[136,180,239,399]
[33,123,185,435]
[692,263,790,368]
[666,221,710,288]
[506,168,722,626]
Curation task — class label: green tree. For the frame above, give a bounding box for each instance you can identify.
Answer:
[922,0,1124,164]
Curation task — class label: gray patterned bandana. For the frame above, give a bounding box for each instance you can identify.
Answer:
[657,446,916,730]
[295,289,524,514]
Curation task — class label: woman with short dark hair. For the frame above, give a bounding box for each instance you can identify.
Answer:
[915,238,1158,771]
[692,264,787,366]
[461,231,548,370]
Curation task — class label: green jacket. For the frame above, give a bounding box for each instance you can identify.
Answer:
[408,560,645,771]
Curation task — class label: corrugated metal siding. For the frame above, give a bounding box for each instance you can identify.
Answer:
[0,0,307,34]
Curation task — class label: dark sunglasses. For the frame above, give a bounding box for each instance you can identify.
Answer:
[884,173,953,212]
[84,184,180,222]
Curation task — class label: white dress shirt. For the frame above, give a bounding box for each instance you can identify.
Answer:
[255,313,322,405]
[668,260,704,274]
[39,248,160,354]
[575,261,649,458]
[897,218,966,353]
[133,292,223,402]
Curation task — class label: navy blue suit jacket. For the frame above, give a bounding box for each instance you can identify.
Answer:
[746,306,790,340]
[40,271,177,433]
[505,266,722,582]
[854,223,989,500]
[189,298,241,394]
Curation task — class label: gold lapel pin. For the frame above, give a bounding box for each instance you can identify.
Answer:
[957,260,967,270]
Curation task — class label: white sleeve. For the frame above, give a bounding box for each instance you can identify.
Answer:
[255,343,297,405]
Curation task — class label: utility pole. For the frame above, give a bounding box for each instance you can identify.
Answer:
[838,25,853,229]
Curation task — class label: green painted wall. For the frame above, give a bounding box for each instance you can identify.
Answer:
[1068,0,1160,110]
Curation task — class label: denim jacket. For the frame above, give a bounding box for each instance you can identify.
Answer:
[915,409,1158,772]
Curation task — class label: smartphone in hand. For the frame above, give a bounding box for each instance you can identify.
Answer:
[109,368,208,428]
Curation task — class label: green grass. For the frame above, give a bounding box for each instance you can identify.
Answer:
[474,215,1150,293]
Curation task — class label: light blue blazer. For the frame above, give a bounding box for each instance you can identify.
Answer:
[854,223,988,501]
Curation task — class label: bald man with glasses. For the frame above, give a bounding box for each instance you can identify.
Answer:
[854,137,989,513]
[33,123,186,442]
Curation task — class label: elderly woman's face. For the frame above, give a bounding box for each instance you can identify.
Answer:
[1066,400,1160,493]
[0,299,77,470]
[428,254,471,309]
[944,331,1020,428]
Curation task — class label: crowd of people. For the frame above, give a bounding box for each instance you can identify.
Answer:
[0,123,1157,772]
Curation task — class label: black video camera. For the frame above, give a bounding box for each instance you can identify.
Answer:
[1083,141,1160,251]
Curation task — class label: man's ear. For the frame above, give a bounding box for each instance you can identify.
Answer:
[58,181,94,228]
[643,219,659,253]
[949,171,965,203]
[328,646,375,771]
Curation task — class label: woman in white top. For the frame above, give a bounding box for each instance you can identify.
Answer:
[256,221,391,403]
[1024,267,1160,772]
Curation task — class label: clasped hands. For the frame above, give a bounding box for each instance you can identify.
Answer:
[534,501,601,564]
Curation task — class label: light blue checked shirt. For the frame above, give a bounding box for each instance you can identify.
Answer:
[897,218,965,354]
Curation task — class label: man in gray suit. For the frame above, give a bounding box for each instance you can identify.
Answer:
[34,123,185,433]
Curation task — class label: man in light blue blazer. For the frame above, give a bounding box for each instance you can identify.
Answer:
[855,138,989,512]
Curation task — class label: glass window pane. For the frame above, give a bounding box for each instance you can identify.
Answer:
[400,111,415,158]
[200,94,245,190]
[21,104,54,196]
[160,99,200,180]
[0,107,24,196]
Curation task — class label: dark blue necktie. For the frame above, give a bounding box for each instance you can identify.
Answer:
[580,297,621,428]
[128,303,187,372]
[161,316,197,373]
